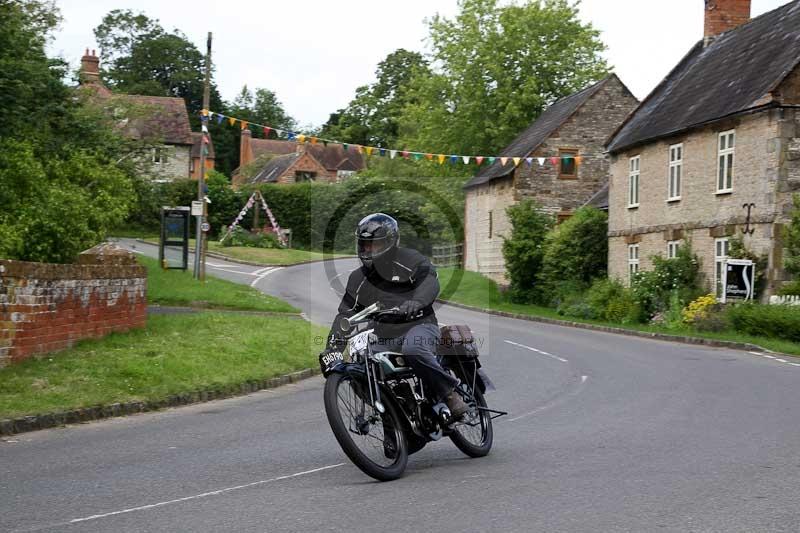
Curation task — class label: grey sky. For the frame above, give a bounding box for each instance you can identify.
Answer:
[49,0,790,128]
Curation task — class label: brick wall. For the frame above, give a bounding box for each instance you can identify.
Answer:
[0,244,147,367]
[608,107,800,296]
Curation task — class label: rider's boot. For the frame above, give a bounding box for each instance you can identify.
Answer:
[444,389,469,420]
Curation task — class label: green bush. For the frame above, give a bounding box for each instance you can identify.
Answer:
[539,207,608,303]
[586,278,640,323]
[727,303,800,342]
[783,194,800,278]
[501,200,554,303]
[222,227,281,249]
[778,280,800,296]
[631,244,704,321]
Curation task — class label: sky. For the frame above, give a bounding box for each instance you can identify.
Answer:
[49,0,791,128]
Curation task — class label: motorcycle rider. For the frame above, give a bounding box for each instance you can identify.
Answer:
[325,213,469,419]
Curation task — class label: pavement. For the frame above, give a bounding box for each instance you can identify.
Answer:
[1,238,799,532]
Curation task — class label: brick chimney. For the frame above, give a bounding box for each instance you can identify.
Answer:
[240,128,253,167]
[704,0,751,38]
[79,48,101,84]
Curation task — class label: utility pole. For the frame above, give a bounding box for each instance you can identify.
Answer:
[195,31,212,280]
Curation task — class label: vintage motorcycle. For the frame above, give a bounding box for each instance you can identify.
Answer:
[319,302,505,481]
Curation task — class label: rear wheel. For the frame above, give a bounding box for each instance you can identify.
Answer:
[323,372,408,481]
[449,386,493,457]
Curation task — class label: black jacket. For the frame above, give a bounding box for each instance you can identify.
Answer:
[328,247,439,343]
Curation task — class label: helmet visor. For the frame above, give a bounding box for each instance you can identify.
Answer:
[357,235,393,260]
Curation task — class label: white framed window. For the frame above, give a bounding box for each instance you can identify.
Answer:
[628,244,640,279]
[628,156,640,208]
[668,144,682,201]
[714,237,730,296]
[667,240,680,259]
[152,147,164,164]
[716,130,735,193]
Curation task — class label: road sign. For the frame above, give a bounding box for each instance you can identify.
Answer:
[201,222,211,233]
[191,200,204,216]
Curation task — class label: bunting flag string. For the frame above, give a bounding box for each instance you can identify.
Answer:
[204,109,594,170]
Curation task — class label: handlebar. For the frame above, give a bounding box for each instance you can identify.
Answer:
[338,303,402,332]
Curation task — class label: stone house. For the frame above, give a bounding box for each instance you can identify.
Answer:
[233,130,365,186]
[78,49,196,181]
[462,74,639,283]
[606,0,800,298]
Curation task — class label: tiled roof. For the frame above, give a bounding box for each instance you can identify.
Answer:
[249,139,365,172]
[118,94,194,146]
[251,153,301,183]
[463,75,616,189]
[582,183,609,210]
[607,0,800,153]
[191,132,215,159]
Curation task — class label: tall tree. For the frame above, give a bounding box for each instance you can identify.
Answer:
[230,85,296,136]
[399,0,609,156]
[321,49,430,148]
[1,1,136,262]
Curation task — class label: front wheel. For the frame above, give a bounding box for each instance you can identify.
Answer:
[323,372,408,481]
[449,386,493,457]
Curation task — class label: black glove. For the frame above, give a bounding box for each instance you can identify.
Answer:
[398,299,424,320]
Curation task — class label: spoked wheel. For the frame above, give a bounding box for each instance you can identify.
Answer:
[449,385,493,458]
[323,372,408,481]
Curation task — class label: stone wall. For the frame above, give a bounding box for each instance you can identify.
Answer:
[608,107,800,295]
[514,76,640,215]
[464,176,514,284]
[149,144,191,180]
[0,244,147,367]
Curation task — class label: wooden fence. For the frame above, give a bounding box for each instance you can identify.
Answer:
[432,243,463,268]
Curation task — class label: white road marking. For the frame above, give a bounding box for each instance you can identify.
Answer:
[504,340,568,363]
[747,351,799,368]
[250,267,283,288]
[69,463,345,524]
[208,267,259,276]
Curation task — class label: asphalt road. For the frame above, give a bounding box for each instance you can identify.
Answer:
[2,239,799,532]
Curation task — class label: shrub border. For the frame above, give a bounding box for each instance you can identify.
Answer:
[0,367,321,437]
[438,298,796,358]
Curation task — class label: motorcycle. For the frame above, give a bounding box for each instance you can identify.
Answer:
[319,302,505,481]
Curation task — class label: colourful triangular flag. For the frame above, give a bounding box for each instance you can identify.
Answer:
[297,134,306,143]
[437,154,446,164]
[263,127,271,137]
[525,157,533,166]
[575,156,582,166]
[366,146,374,156]
[216,114,224,124]
[500,157,508,166]
[311,137,318,144]
[537,157,545,166]
[201,124,208,133]
[228,117,236,126]
[449,155,458,164]
[275,129,284,137]
[550,157,559,165]
[402,151,410,159]
[425,153,433,161]
[513,157,521,166]
[462,156,470,165]
[390,150,397,159]
[287,132,296,141]
[414,153,423,161]
[240,121,248,130]
[488,157,496,165]
[475,156,484,166]
[379,148,386,157]
[201,109,209,116]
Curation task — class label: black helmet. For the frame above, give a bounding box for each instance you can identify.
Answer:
[356,213,399,268]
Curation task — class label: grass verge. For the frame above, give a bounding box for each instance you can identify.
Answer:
[437,268,800,357]
[142,238,350,265]
[0,313,328,419]
[140,255,297,313]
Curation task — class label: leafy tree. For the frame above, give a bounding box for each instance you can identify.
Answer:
[502,200,554,303]
[0,1,136,262]
[322,49,430,148]
[538,207,608,303]
[399,0,609,155]
[784,194,800,278]
[230,85,297,135]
